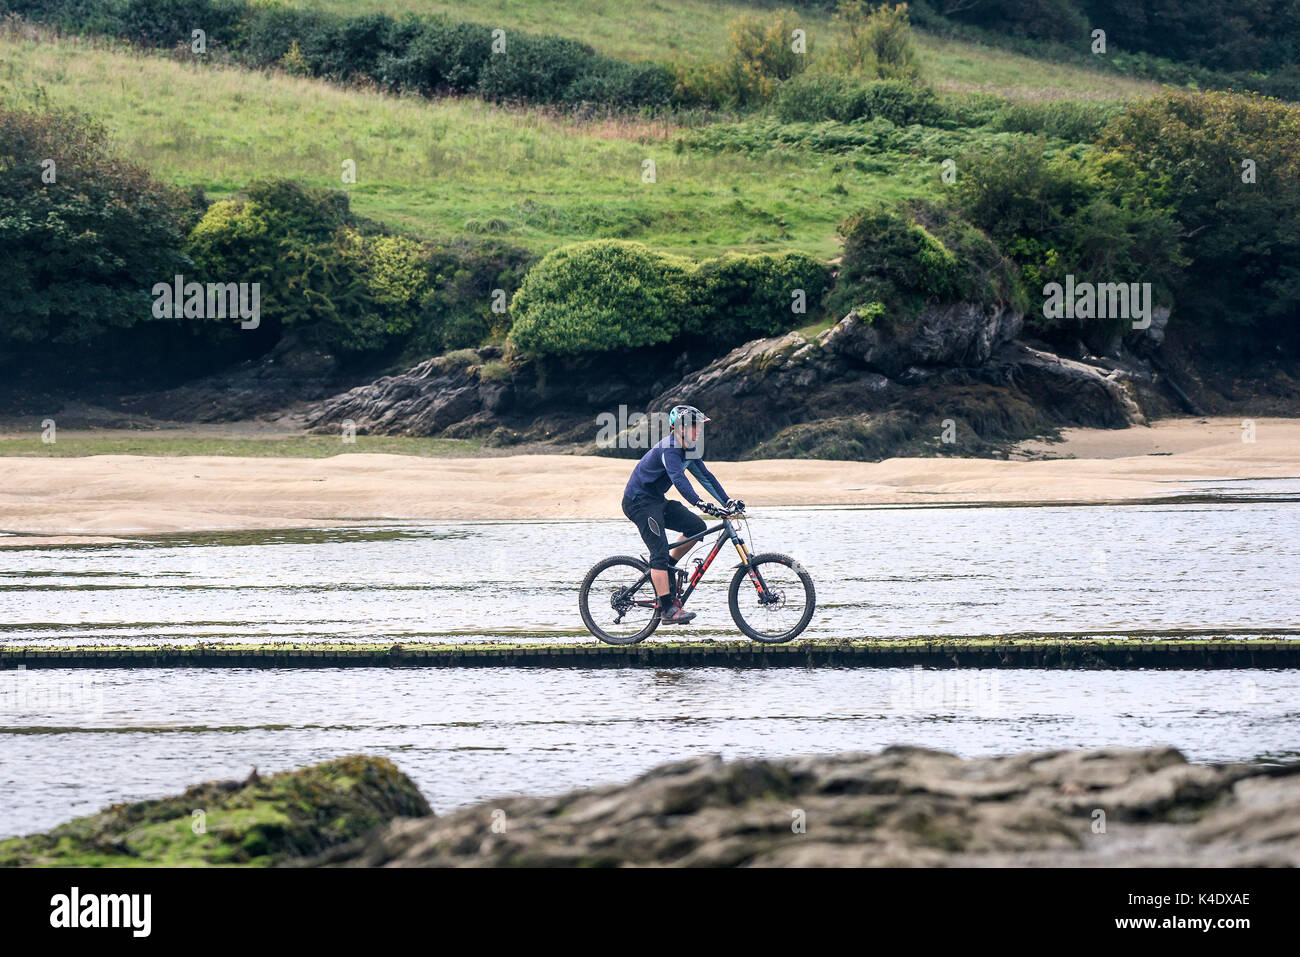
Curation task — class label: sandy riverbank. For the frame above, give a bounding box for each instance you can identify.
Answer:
[0,417,1296,546]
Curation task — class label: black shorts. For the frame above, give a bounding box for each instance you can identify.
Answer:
[622,496,707,571]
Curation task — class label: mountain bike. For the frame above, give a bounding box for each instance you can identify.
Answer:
[579,508,815,645]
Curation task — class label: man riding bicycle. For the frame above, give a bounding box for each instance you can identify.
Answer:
[622,404,745,625]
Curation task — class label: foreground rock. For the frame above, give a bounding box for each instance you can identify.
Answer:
[310,747,1300,867]
[0,756,430,866]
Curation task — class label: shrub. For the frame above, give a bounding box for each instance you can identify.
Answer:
[731,8,808,101]
[114,0,244,49]
[12,1,681,112]
[0,106,197,346]
[688,252,832,342]
[678,7,810,108]
[990,99,1120,142]
[391,18,494,95]
[476,32,595,103]
[1096,90,1300,346]
[826,200,1025,321]
[416,237,535,351]
[818,1,920,80]
[186,180,430,355]
[563,61,677,109]
[953,138,1182,340]
[508,241,832,357]
[508,241,696,355]
[773,75,944,125]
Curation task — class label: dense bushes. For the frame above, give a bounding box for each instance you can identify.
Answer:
[508,241,831,356]
[911,0,1300,100]
[185,181,420,353]
[9,0,677,109]
[1096,91,1300,348]
[508,242,698,355]
[0,106,199,346]
[672,7,808,108]
[184,181,540,356]
[827,200,1025,321]
[689,251,833,343]
[917,0,1300,70]
[988,100,1119,142]
[774,75,944,125]
[417,238,535,352]
[817,1,920,79]
[1079,0,1300,73]
[0,103,538,368]
[952,138,1182,341]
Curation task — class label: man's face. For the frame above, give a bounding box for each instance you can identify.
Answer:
[682,422,701,445]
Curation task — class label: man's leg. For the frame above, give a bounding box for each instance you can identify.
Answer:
[631,504,678,607]
[638,505,696,624]
[662,502,707,593]
[650,567,671,600]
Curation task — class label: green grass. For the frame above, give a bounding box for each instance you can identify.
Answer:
[0,9,1153,259]
[1,34,921,257]
[795,314,838,340]
[0,433,483,457]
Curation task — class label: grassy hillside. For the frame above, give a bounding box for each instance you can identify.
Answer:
[0,33,954,256]
[283,0,1158,100]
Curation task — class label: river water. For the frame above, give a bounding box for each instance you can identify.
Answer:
[1,488,1298,838]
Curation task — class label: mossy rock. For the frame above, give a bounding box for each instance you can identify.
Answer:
[0,756,430,867]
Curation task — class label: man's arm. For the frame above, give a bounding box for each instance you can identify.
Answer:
[686,458,729,505]
[662,446,703,504]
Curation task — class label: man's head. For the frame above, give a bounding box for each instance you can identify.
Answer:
[668,404,710,447]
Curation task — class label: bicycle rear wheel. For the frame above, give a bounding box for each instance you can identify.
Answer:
[728,552,815,643]
[579,555,660,645]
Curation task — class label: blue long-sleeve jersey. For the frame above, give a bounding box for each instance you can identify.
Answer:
[623,435,729,508]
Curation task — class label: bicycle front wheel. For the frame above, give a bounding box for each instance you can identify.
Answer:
[579,555,660,645]
[728,552,815,643]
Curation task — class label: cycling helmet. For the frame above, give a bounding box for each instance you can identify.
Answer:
[670,403,712,442]
[668,404,711,433]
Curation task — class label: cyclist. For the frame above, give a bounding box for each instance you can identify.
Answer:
[621,404,745,625]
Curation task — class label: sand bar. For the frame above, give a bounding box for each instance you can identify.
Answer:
[0,417,1296,546]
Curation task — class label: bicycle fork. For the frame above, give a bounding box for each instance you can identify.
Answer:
[730,525,775,604]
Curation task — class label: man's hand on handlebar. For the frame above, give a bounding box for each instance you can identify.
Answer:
[699,500,745,518]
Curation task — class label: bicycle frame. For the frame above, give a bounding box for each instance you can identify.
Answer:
[628,515,772,609]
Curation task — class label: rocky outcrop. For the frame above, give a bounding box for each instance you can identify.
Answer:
[304,350,499,437]
[295,302,1177,460]
[821,302,1023,375]
[308,747,1300,867]
[117,334,349,422]
[647,308,1155,459]
[301,345,697,447]
[0,756,430,867]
